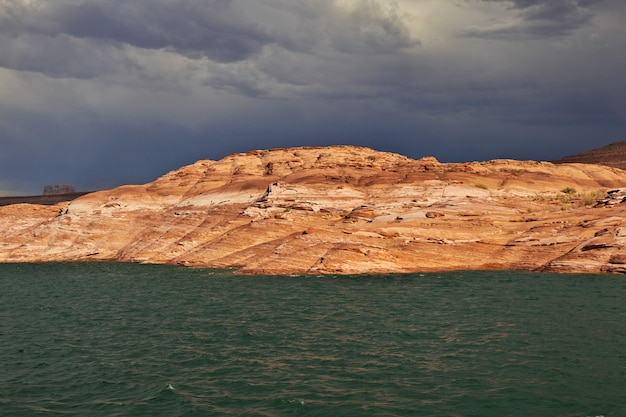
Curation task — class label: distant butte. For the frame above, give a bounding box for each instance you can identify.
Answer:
[2,144,626,274]
[552,140,626,170]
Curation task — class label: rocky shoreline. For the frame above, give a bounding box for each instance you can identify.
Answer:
[2,146,626,274]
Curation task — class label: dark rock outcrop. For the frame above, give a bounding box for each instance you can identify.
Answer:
[552,141,626,170]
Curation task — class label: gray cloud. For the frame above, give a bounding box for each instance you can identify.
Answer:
[460,0,606,39]
[0,33,136,79]
[0,0,417,74]
[0,0,624,195]
[0,0,272,62]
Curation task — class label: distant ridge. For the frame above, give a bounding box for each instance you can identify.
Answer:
[0,192,91,207]
[552,141,626,170]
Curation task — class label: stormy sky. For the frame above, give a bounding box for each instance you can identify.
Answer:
[1,0,625,195]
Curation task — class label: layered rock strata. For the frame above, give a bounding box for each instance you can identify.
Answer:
[2,146,626,274]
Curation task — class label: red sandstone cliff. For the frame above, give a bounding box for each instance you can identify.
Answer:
[2,145,626,274]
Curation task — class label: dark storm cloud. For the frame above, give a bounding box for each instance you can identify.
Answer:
[0,0,417,78]
[0,34,136,79]
[0,0,624,195]
[0,0,271,63]
[461,0,603,39]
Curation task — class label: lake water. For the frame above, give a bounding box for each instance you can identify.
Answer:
[1,262,625,416]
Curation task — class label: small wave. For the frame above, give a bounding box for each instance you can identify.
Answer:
[278,398,307,409]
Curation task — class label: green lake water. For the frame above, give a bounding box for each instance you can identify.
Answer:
[1,262,625,416]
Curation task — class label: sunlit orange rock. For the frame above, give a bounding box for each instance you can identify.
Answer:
[2,145,626,274]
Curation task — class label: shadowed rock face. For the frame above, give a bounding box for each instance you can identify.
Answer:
[2,145,626,275]
[552,141,626,170]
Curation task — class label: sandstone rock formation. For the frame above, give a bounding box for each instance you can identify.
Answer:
[2,145,626,274]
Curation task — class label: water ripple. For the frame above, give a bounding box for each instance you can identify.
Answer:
[1,264,625,416]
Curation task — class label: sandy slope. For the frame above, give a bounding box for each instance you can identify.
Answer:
[2,145,626,274]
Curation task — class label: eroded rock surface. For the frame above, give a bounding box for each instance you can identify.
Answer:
[2,145,626,274]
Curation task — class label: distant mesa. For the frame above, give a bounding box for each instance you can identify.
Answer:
[0,183,88,207]
[43,184,75,195]
[552,140,626,170]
